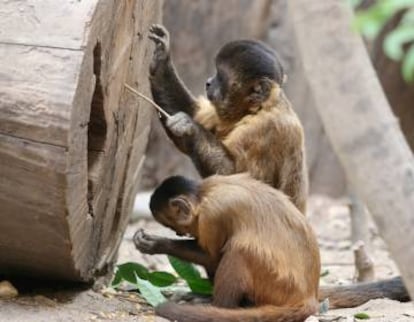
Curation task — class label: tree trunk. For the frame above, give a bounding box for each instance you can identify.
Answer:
[0,0,162,281]
[289,0,414,297]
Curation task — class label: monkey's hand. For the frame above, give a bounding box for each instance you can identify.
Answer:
[166,112,197,137]
[133,229,166,254]
[148,24,170,75]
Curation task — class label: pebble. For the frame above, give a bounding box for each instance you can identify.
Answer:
[0,280,18,299]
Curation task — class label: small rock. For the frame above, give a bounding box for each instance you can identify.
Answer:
[305,316,319,322]
[0,280,18,299]
[33,295,57,307]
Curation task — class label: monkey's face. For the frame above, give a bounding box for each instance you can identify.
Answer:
[206,67,227,107]
[152,197,198,238]
[206,66,247,121]
[207,40,285,121]
[154,211,190,237]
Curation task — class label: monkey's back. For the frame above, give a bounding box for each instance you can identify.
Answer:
[198,173,320,306]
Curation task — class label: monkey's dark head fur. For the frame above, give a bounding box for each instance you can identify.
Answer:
[150,176,198,214]
[206,40,285,122]
[217,40,284,84]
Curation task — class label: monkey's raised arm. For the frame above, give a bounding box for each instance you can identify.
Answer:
[148,25,198,117]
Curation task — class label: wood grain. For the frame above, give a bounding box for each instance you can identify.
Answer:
[0,0,162,281]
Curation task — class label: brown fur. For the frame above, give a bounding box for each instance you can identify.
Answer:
[194,87,308,214]
[145,174,320,322]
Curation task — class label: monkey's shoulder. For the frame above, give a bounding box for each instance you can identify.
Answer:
[220,106,303,148]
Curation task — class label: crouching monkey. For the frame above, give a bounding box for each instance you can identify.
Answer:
[136,174,321,322]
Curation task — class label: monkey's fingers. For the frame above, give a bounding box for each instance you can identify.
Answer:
[148,34,167,48]
[149,24,169,40]
[133,228,145,245]
[134,235,156,254]
[133,229,165,254]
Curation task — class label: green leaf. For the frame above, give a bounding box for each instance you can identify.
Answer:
[187,278,213,295]
[111,271,123,287]
[168,256,201,281]
[354,11,386,38]
[354,312,370,319]
[384,26,414,60]
[354,0,414,38]
[354,4,394,38]
[320,269,330,277]
[402,44,414,82]
[135,274,167,307]
[116,262,149,284]
[147,271,178,287]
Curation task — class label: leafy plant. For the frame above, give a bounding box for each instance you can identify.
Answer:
[353,0,414,82]
[135,274,167,307]
[112,257,213,306]
[168,256,213,295]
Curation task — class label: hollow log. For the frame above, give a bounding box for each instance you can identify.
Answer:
[0,0,161,281]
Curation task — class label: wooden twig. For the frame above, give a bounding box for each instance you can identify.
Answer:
[348,188,370,247]
[353,240,375,282]
[124,83,171,119]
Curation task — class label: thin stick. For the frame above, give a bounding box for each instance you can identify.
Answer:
[124,83,171,119]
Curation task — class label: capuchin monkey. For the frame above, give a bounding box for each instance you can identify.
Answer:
[135,176,409,314]
[137,174,320,322]
[147,24,308,214]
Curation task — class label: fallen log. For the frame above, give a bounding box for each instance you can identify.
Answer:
[0,0,161,281]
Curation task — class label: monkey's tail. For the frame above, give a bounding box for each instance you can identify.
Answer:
[155,301,317,322]
[319,276,410,309]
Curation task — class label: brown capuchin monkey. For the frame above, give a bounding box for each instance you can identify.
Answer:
[138,174,320,322]
[147,24,308,215]
[135,175,409,312]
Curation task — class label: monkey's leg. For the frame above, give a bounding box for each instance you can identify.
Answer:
[134,230,217,274]
[212,250,251,308]
[148,24,197,116]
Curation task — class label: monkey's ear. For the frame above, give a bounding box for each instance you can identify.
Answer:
[248,78,273,106]
[169,197,193,226]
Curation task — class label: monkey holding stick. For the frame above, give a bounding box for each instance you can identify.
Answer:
[137,174,320,322]
[146,24,308,215]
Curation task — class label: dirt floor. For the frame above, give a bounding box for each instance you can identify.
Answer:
[0,195,413,322]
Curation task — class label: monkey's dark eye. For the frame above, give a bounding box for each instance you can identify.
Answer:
[206,77,213,88]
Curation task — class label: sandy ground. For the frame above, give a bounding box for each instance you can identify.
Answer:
[0,195,412,321]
